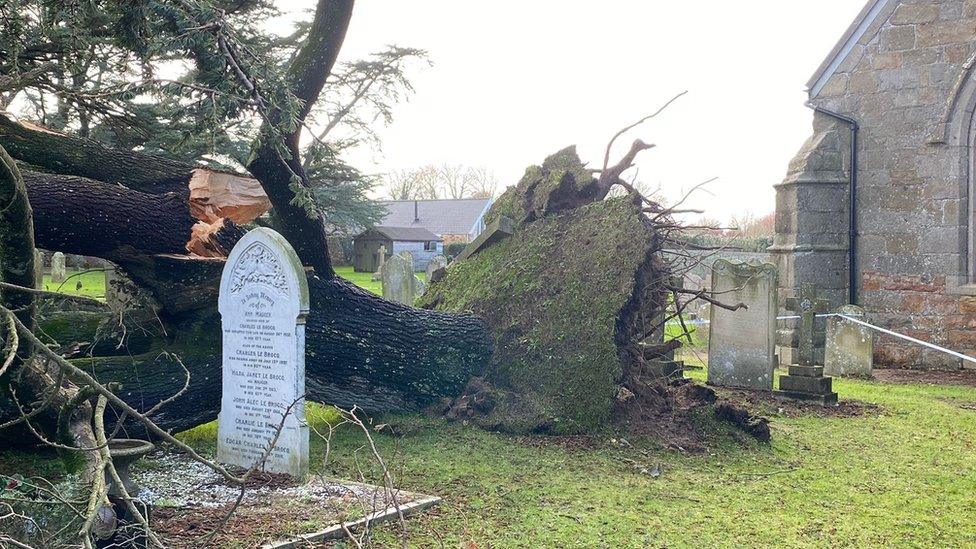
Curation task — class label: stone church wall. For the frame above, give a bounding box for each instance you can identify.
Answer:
[776,0,976,368]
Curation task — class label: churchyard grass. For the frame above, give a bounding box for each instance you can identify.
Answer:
[136,372,976,546]
[4,366,975,546]
[5,274,973,547]
[39,269,107,300]
[334,265,426,297]
[335,265,382,295]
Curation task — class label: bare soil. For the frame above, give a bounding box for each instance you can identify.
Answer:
[873,368,976,388]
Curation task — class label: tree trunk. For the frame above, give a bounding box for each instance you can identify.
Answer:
[0,113,193,195]
[54,275,491,434]
[7,159,493,435]
[244,0,355,276]
[23,171,247,260]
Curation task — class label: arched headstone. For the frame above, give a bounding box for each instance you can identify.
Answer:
[217,228,310,477]
[51,251,66,283]
[382,252,416,305]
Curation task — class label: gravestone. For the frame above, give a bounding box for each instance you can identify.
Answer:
[34,250,43,290]
[824,304,873,378]
[382,252,416,305]
[217,228,310,477]
[50,251,66,283]
[775,283,838,404]
[426,254,448,281]
[707,260,777,390]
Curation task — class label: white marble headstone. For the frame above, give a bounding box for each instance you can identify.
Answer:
[217,228,309,477]
[707,260,778,391]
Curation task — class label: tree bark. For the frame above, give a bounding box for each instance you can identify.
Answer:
[52,275,491,434]
[23,171,247,260]
[244,0,355,276]
[0,113,193,195]
[10,159,493,434]
[0,145,37,333]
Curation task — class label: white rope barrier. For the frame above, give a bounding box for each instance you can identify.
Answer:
[666,313,976,365]
[834,314,976,366]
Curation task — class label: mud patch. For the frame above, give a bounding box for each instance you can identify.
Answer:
[712,385,878,419]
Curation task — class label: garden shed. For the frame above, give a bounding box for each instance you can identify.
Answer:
[353,226,443,272]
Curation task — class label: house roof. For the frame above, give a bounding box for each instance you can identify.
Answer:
[807,0,896,98]
[372,226,442,242]
[378,198,493,236]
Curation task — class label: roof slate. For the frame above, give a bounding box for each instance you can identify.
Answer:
[373,226,442,242]
[378,198,493,236]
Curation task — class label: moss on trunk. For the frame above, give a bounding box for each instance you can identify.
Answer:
[419,149,668,434]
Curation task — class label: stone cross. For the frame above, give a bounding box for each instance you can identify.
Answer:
[785,283,831,366]
[217,228,310,477]
[377,245,387,271]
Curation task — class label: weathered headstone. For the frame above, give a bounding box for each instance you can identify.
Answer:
[382,252,416,305]
[425,254,448,281]
[824,304,873,378]
[707,260,777,390]
[217,228,310,477]
[34,250,44,290]
[50,251,66,283]
[775,283,838,404]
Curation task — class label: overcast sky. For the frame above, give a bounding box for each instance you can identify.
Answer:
[282,1,865,221]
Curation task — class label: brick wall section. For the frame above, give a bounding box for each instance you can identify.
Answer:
[777,0,976,368]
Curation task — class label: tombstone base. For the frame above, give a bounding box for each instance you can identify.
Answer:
[773,388,838,406]
[775,364,838,405]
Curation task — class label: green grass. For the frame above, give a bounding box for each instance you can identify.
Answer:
[334,265,426,297]
[161,374,976,547]
[335,265,383,295]
[10,273,976,546]
[41,269,107,300]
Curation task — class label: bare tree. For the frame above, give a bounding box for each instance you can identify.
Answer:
[385,164,498,200]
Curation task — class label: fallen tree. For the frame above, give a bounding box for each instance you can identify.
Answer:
[0,0,493,439]
[0,119,493,434]
[420,146,766,441]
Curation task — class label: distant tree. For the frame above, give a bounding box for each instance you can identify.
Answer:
[385,164,498,199]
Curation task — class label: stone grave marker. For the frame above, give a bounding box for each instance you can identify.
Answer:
[707,260,777,390]
[217,228,310,477]
[50,251,66,283]
[775,283,838,404]
[382,252,416,305]
[824,304,873,377]
[426,254,448,281]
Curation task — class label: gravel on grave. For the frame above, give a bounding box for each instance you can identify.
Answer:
[135,449,411,510]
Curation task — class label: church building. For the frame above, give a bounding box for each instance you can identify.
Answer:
[773,0,976,368]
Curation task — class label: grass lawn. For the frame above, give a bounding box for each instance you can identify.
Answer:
[160,371,976,547]
[335,265,383,295]
[40,269,108,300]
[9,275,975,546]
[334,265,426,297]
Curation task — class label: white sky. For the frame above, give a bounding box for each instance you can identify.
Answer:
[280,1,866,221]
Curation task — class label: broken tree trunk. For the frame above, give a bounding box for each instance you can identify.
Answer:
[0,117,493,438]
